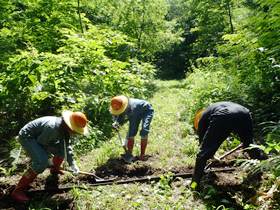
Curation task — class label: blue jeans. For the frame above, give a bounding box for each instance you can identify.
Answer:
[19,136,64,173]
[127,108,154,138]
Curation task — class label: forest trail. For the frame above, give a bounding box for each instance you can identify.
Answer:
[146,80,195,169]
[80,80,197,178]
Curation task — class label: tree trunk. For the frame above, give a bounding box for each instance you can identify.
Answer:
[226,1,234,33]
[77,0,84,33]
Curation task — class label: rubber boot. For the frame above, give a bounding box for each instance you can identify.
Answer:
[11,168,37,203]
[191,157,207,191]
[127,138,134,155]
[123,138,134,163]
[50,156,64,175]
[140,139,148,160]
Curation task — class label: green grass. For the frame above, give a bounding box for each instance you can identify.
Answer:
[71,80,205,209]
[25,80,252,209]
[80,80,198,171]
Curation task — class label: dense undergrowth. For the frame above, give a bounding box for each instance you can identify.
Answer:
[0,1,157,160]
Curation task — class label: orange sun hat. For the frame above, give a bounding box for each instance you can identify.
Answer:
[109,95,129,115]
[62,111,89,135]
[194,109,204,131]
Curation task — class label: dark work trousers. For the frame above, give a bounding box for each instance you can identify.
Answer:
[193,111,253,183]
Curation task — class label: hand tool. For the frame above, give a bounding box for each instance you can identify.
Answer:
[116,130,134,163]
[205,143,243,169]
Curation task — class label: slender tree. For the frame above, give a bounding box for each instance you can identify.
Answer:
[77,0,84,33]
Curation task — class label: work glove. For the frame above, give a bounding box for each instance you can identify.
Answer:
[112,122,120,130]
[70,163,80,175]
[190,181,198,191]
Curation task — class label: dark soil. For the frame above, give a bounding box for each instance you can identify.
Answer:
[0,153,263,210]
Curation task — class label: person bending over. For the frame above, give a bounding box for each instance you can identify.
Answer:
[192,101,267,188]
[11,111,89,203]
[110,95,154,162]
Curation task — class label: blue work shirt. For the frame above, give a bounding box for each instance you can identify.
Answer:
[19,117,75,170]
[113,98,154,138]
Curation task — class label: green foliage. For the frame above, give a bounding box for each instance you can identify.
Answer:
[182,0,280,134]
[157,172,174,193]
[189,0,230,56]
[0,136,21,176]
[252,0,280,58]
[260,120,280,145]
[163,0,234,76]
[216,22,280,126]
[0,0,84,67]
[182,61,248,124]
[81,0,182,61]
[0,1,155,155]
[238,120,280,204]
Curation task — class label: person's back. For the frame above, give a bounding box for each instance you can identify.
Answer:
[19,116,63,145]
[192,101,266,188]
[126,98,152,118]
[199,102,250,124]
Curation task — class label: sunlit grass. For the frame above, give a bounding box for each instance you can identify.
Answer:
[80,80,198,172]
[72,80,204,209]
[74,181,206,210]
[147,80,198,169]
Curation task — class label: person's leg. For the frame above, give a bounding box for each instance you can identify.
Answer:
[11,137,48,202]
[127,137,135,154]
[192,116,230,185]
[11,168,37,203]
[139,138,148,160]
[19,138,49,173]
[47,146,65,174]
[139,109,154,160]
[50,156,64,174]
[127,117,141,155]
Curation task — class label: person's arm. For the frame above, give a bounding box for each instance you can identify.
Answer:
[65,139,74,166]
[113,114,126,125]
[112,114,127,130]
[64,136,79,174]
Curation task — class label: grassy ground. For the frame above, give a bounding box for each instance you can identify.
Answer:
[74,80,205,209]
[1,80,260,210]
[79,80,199,170]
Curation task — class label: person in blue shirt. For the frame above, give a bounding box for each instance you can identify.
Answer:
[11,111,89,203]
[191,101,267,189]
[110,95,154,162]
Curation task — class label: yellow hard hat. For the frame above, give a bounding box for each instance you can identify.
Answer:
[194,109,204,131]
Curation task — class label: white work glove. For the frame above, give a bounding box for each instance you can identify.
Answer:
[112,122,120,130]
[70,163,80,175]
